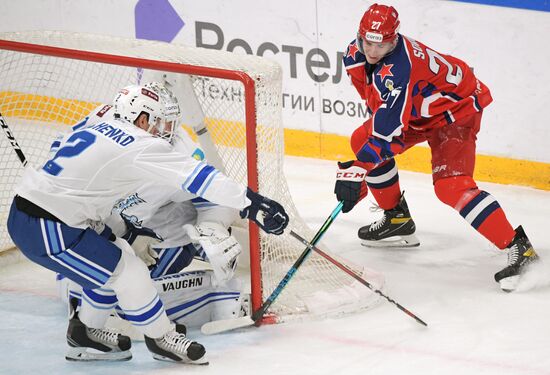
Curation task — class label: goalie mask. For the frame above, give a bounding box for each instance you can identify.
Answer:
[113,82,181,142]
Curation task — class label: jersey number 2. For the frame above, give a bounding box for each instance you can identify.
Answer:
[43,131,96,176]
[426,49,463,86]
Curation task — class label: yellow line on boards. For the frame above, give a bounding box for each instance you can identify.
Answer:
[284,128,550,191]
[1,91,547,190]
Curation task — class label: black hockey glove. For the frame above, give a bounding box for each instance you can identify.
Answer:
[334,160,369,213]
[240,188,289,235]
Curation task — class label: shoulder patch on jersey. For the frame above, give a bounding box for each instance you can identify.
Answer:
[191,148,205,161]
[343,39,366,68]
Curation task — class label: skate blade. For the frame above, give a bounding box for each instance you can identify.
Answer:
[65,347,132,361]
[499,275,520,293]
[152,353,209,365]
[361,234,420,248]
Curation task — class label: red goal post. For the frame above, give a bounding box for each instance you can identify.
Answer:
[0,31,383,323]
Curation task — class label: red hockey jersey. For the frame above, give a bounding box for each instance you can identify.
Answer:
[343,35,493,141]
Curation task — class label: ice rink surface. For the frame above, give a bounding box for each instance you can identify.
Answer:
[1,155,549,375]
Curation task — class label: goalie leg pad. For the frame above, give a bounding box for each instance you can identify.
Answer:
[153,268,245,328]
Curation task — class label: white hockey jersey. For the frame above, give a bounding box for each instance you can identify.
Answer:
[63,105,238,248]
[16,114,249,228]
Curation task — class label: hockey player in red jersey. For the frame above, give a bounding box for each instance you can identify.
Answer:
[334,3,539,292]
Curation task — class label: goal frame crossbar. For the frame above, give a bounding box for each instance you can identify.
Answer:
[0,37,266,316]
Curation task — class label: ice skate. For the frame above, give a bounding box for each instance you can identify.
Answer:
[145,324,208,365]
[358,194,419,248]
[494,226,539,292]
[65,299,132,361]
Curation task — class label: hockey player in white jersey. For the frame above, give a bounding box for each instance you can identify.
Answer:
[57,94,250,333]
[7,83,289,364]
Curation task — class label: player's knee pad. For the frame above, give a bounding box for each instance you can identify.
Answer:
[434,176,478,209]
[108,240,153,293]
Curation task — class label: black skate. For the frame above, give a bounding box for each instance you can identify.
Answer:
[494,226,539,292]
[65,298,132,361]
[145,324,208,365]
[358,193,419,248]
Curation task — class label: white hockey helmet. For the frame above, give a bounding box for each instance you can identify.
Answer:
[113,82,181,142]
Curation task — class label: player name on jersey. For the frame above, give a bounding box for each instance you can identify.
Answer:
[90,122,135,146]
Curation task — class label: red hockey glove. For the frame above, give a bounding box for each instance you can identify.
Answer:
[334,160,369,213]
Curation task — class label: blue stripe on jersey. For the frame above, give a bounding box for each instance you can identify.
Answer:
[473,95,482,111]
[50,140,61,151]
[192,197,217,208]
[446,92,463,101]
[187,165,216,194]
[193,202,217,208]
[421,82,437,98]
[470,202,500,229]
[459,191,489,218]
[72,117,89,131]
[182,162,204,190]
[444,111,453,124]
[197,170,219,196]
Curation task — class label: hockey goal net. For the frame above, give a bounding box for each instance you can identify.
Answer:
[0,31,383,322]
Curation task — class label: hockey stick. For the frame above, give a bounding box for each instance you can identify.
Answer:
[0,112,28,166]
[201,201,344,335]
[288,230,428,327]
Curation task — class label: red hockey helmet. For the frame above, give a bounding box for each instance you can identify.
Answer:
[358,3,400,44]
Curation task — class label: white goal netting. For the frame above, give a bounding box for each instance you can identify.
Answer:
[0,31,383,322]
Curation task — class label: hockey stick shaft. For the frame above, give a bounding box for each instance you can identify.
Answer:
[289,230,428,327]
[0,112,28,166]
[251,201,344,323]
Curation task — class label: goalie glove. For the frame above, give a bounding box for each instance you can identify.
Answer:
[183,222,241,285]
[334,160,369,213]
[121,222,161,267]
[240,188,289,235]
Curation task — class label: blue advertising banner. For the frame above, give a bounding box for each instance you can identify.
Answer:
[453,0,550,12]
